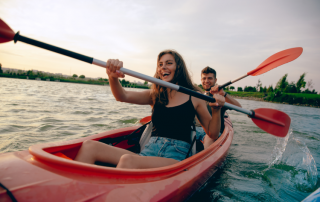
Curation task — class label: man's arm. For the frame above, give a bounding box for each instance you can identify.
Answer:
[211,85,242,108]
[224,93,241,108]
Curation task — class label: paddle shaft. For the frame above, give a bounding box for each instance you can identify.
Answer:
[95,59,251,115]
[14,32,93,63]
[9,30,293,137]
[219,74,248,90]
[13,31,253,116]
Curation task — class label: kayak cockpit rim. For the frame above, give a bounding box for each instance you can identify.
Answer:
[27,117,233,183]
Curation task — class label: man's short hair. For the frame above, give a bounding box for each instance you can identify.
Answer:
[201,66,216,78]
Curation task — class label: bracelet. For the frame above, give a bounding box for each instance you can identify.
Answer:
[224,92,228,97]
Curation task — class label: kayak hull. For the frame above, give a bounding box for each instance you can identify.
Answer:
[0,116,233,202]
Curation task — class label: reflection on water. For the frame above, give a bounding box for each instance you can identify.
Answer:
[1,78,319,201]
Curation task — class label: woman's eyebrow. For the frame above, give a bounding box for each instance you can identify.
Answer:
[159,59,174,63]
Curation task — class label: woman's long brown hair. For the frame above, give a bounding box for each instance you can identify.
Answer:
[151,50,201,106]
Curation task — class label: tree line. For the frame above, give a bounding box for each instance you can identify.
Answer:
[227,73,317,94]
[0,64,149,89]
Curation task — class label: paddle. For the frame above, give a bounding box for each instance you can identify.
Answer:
[140,116,151,125]
[219,47,303,90]
[0,18,291,137]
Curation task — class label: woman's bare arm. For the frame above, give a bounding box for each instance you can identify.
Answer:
[194,94,224,141]
[106,59,153,105]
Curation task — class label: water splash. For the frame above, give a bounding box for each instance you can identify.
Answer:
[265,129,318,193]
[269,129,291,167]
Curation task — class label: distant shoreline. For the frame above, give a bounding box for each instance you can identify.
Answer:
[233,95,320,108]
[0,74,150,89]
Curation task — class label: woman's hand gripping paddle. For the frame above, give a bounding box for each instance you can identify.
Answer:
[0,18,291,138]
[219,47,303,90]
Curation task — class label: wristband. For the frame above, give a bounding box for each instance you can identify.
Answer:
[224,92,228,97]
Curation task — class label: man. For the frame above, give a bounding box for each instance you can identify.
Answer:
[196,66,242,149]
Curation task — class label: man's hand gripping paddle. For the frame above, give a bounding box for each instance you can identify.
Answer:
[0,18,291,138]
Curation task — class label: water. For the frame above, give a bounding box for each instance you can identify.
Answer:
[0,78,151,152]
[1,78,319,201]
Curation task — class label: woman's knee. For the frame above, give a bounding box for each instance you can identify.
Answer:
[117,154,137,169]
[81,140,99,151]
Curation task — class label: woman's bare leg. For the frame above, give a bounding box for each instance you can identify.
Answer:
[203,135,215,149]
[117,154,179,169]
[74,140,137,165]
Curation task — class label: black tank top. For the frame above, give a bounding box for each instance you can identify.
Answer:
[151,95,196,144]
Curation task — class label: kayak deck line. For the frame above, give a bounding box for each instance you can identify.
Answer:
[0,115,234,201]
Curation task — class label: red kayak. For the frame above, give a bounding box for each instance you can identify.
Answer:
[0,115,233,202]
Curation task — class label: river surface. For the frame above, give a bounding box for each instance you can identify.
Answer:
[0,77,319,201]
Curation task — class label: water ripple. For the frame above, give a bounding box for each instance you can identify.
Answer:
[1,78,319,202]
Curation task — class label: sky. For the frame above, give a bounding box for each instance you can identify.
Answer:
[0,0,319,92]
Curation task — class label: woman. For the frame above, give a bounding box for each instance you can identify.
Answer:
[75,50,225,169]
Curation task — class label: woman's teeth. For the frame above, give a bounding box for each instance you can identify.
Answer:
[163,73,170,78]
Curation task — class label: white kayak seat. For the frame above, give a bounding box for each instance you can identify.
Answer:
[139,121,153,152]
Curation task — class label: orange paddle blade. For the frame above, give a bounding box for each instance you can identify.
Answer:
[247,47,303,76]
[140,116,151,124]
[0,18,15,43]
[251,108,291,137]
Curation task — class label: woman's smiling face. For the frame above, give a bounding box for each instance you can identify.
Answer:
[157,53,177,82]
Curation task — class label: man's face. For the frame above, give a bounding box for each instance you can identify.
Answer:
[201,73,217,91]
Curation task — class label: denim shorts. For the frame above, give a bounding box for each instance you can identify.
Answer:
[196,127,222,142]
[196,127,206,142]
[139,137,191,161]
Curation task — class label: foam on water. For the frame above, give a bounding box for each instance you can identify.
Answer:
[265,129,318,195]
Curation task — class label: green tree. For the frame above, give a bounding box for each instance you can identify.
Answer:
[230,86,235,91]
[0,63,2,74]
[276,74,288,92]
[256,79,262,91]
[285,82,297,93]
[259,87,263,92]
[237,87,243,92]
[72,74,78,78]
[267,85,274,93]
[244,86,256,92]
[79,75,85,79]
[144,81,148,85]
[26,70,31,76]
[296,73,306,93]
[306,79,314,91]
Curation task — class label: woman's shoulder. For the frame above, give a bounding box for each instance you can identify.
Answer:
[191,93,206,107]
